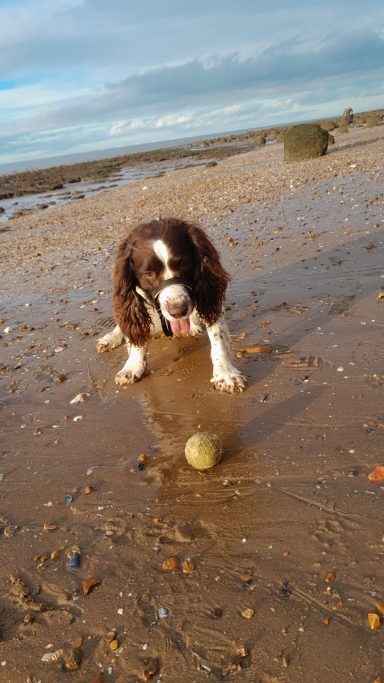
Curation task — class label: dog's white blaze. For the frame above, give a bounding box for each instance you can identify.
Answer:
[153,239,174,279]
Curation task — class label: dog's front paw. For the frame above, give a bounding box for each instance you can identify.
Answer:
[115,361,147,386]
[211,367,247,394]
[96,333,124,354]
[96,337,113,353]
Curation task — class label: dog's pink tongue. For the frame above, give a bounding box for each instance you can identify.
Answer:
[170,318,190,337]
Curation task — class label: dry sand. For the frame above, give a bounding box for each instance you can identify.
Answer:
[0,126,384,682]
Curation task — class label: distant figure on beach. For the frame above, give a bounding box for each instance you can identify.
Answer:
[343,107,354,124]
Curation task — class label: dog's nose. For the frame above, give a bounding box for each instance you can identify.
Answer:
[167,301,189,318]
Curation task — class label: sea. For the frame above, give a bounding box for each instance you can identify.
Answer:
[0,128,260,176]
[0,127,275,222]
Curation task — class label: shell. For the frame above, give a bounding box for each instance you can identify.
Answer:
[67,551,81,571]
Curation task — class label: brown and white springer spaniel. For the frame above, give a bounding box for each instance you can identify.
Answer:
[96,217,246,394]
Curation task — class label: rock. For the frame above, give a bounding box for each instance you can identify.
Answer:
[284,124,329,162]
[338,120,349,134]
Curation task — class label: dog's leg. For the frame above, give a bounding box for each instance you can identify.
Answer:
[96,325,125,353]
[115,342,148,385]
[207,317,247,393]
[189,310,204,336]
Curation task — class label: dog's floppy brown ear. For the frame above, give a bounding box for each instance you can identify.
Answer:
[112,237,152,346]
[186,223,230,325]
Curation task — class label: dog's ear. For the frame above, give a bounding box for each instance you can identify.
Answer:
[112,237,152,346]
[186,223,230,326]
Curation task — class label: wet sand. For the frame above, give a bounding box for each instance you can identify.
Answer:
[0,126,384,682]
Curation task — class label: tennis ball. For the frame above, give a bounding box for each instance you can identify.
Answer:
[185,432,223,470]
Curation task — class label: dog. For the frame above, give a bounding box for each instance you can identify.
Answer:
[96,217,246,394]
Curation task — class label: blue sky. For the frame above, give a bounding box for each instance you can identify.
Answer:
[0,0,384,165]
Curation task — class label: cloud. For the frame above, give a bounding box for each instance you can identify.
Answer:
[154,114,192,129]
[109,121,126,135]
[1,0,384,164]
[5,28,381,136]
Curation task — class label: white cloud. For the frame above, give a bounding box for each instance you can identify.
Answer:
[109,121,126,135]
[154,114,192,129]
[1,0,384,165]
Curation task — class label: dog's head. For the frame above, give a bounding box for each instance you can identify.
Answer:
[113,217,229,346]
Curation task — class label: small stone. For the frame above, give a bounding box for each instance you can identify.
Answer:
[142,659,160,680]
[70,392,87,405]
[241,608,254,619]
[81,485,95,495]
[157,607,169,619]
[182,559,196,574]
[109,639,119,651]
[161,556,180,572]
[43,523,57,532]
[63,648,82,670]
[368,613,381,630]
[324,571,336,583]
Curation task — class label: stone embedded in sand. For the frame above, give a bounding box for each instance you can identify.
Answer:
[185,432,223,470]
[368,612,381,630]
[284,124,329,162]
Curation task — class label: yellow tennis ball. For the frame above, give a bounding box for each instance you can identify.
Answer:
[185,432,223,470]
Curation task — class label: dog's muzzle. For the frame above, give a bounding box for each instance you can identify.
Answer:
[149,277,193,337]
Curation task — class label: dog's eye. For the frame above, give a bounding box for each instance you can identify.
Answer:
[175,258,188,269]
[144,270,155,278]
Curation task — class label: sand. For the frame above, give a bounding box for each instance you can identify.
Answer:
[0,125,384,682]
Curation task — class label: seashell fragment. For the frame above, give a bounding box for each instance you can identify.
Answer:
[82,578,100,595]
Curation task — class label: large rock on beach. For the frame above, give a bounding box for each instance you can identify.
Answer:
[284,123,329,162]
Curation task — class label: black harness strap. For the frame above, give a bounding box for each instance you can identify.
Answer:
[155,300,173,337]
[150,276,187,299]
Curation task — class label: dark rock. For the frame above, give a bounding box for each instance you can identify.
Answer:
[11,209,33,219]
[284,124,329,162]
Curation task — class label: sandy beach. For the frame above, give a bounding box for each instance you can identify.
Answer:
[0,125,384,682]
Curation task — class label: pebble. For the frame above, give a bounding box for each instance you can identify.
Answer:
[70,392,88,404]
[157,607,169,619]
[67,551,81,571]
[86,465,99,476]
[241,608,254,619]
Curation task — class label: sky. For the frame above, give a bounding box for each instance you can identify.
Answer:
[1,0,384,166]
